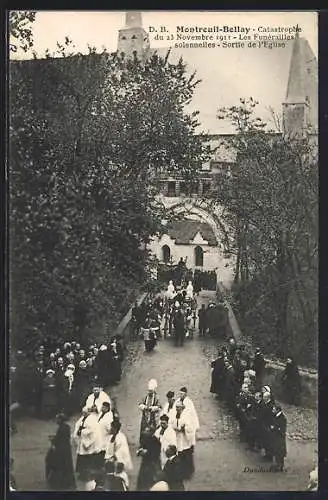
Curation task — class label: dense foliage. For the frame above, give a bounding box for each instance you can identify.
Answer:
[9,11,36,53]
[214,98,318,366]
[10,35,208,351]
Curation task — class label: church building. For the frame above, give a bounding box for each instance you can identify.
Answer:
[116,12,318,280]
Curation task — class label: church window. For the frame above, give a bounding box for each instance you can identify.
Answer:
[202,182,211,195]
[195,246,204,267]
[162,245,171,263]
[167,181,176,197]
[121,36,126,40]
[191,182,199,195]
[131,35,137,39]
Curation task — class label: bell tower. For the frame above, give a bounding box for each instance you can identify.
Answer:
[282,30,317,136]
[117,11,150,61]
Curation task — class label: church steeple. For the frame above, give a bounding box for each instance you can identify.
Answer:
[284,30,306,105]
[117,11,150,61]
[282,30,308,136]
[125,11,142,28]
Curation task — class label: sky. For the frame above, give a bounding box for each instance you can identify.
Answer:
[9,11,318,134]
[10,10,318,60]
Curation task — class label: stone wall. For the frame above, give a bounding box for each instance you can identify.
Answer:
[113,292,148,348]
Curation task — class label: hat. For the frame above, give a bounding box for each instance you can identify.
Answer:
[166,391,174,399]
[179,387,187,393]
[262,385,271,393]
[46,369,55,375]
[99,345,107,351]
[148,379,158,391]
[67,364,75,371]
[160,414,169,422]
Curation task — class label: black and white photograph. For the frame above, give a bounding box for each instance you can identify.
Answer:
[8,10,318,492]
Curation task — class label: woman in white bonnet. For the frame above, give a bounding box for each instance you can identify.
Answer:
[138,379,161,445]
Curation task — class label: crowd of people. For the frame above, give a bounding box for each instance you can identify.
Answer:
[10,277,310,491]
[210,338,303,472]
[44,378,200,492]
[10,336,124,426]
[131,280,229,349]
[158,257,217,292]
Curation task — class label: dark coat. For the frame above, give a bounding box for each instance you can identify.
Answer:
[253,353,266,376]
[281,362,301,404]
[136,434,161,491]
[210,357,225,395]
[173,312,185,343]
[74,368,91,408]
[42,375,58,416]
[161,455,185,491]
[269,411,287,459]
[45,422,76,490]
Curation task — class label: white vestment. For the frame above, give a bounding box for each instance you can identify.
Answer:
[154,426,177,469]
[73,413,103,455]
[167,282,175,299]
[171,409,197,451]
[97,410,114,451]
[186,283,194,298]
[174,396,199,431]
[85,391,111,413]
[105,431,133,471]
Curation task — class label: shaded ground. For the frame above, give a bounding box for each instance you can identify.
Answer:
[10,291,317,491]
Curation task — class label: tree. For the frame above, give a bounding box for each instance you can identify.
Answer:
[9,11,36,53]
[213,98,318,363]
[10,43,208,351]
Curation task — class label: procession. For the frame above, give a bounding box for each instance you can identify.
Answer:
[8,8,318,492]
[9,276,310,492]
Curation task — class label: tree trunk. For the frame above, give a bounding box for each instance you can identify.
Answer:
[234,240,241,284]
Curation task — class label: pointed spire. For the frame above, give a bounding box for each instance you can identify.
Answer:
[125,11,142,28]
[285,29,306,104]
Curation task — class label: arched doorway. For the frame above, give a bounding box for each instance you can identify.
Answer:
[195,246,204,267]
[162,245,171,263]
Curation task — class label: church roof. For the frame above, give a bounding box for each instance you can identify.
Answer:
[165,220,217,246]
[152,37,317,134]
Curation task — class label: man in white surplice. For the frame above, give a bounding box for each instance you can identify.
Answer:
[105,420,133,472]
[174,387,199,442]
[154,414,177,469]
[85,385,111,414]
[97,401,114,454]
[73,406,103,481]
[171,400,197,479]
